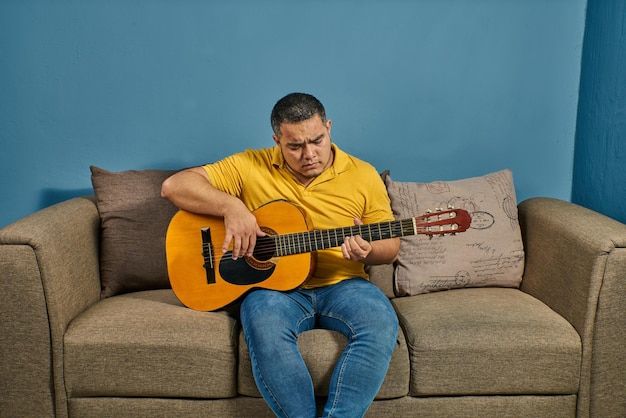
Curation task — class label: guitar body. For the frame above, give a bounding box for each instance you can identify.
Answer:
[166,200,315,311]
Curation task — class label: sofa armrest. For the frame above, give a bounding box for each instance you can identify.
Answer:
[0,196,101,417]
[518,197,626,418]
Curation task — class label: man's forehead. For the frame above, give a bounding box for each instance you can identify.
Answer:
[285,133,325,144]
[279,118,328,140]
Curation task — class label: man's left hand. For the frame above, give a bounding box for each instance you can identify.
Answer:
[341,218,372,262]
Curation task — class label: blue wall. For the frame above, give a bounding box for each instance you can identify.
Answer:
[573,0,626,224]
[0,0,587,228]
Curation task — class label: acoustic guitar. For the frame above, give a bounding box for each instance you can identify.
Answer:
[166,200,471,311]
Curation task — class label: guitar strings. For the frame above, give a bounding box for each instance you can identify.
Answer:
[211,219,416,266]
[201,210,465,267]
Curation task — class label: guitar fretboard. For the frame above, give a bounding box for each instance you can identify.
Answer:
[273,219,416,256]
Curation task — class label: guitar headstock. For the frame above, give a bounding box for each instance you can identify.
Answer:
[414,208,472,237]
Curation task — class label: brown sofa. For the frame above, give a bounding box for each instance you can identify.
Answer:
[1,169,625,417]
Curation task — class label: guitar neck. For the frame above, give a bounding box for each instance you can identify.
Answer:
[274,219,415,256]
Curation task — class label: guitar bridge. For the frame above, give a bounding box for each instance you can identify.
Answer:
[201,227,216,284]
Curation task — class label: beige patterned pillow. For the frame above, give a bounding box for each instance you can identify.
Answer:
[385,169,524,296]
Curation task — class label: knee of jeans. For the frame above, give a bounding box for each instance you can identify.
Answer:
[365,308,399,349]
[381,315,400,345]
[240,290,283,321]
[240,290,313,339]
[241,294,271,334]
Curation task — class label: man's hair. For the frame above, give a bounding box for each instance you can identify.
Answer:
[270,93,326,136]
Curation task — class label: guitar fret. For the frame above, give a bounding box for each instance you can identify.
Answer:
[405,219,414,236]
[282,233,287,255]
[289,233,295,255]
[292,233,298,255]
[288,233,295,255]
[298,233,303,252]
[275,234,282,256]
[292,232,298,254]
[283,233,289,255]
[296,232,303,254]
[304,231,310,253]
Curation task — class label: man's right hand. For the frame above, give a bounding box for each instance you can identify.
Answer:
[222,203,266,259]
[161,167,265,260]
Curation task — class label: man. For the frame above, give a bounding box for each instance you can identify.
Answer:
[161,93,399,418]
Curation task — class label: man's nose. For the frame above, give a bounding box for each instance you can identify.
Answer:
[302,144,314,158]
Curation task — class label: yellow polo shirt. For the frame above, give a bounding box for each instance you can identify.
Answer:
[202,144,393,288]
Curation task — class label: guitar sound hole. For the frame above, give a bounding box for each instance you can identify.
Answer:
[253,235,276,262]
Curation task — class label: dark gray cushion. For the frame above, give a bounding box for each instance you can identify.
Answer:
[90,166,178,297]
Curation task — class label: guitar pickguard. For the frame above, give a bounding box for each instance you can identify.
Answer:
[218,253,276,285]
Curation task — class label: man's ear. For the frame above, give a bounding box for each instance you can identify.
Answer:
[272,134,280,145]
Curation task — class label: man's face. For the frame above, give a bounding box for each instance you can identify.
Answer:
[273,114,333,185]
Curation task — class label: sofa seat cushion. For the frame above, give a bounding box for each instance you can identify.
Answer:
[64,290,239,399]
[393,288,581,396]
[237,327,410,399]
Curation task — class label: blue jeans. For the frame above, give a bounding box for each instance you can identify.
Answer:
[240,278,399,418]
